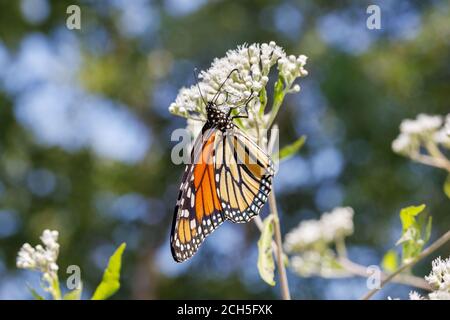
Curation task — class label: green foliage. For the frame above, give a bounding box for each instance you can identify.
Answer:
[92,243,127,300]
[396,205,432,263]
[27,285,44,300]
[399,204,426,230]
[274,136,307,162]
[257,215,276,286]
[381,250,399,273]
[259,87,268,116]
[267,77,286,127]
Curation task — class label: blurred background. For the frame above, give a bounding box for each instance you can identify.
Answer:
[0,0,449,299]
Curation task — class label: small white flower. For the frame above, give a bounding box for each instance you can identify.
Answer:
[278,54,308,86]
[17,229,60,288]
[290,249,347,278]
[290,84,301,93]
[400,119,423,135]
[400,114,442,135]
[425,256,450,292]
[428,290,450,300]
[416,114,443,132]
[434,127,450,147]
[392,133,414,155]
[284,220,323,252]
[409,291,424,300]
[321,207,354,242]
[17,229,62,299]
[41,229,59,251]
[393,113,449,157]
[284,207,355,252]
[291,251,322,277]
[16,243,37,269]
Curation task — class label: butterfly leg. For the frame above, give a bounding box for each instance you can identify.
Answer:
[231,91,256,119]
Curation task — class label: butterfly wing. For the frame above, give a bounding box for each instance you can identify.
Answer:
[170,126,225,262]
[214,127,274,223]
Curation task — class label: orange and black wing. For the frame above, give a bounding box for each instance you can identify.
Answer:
[170,127,225,262]
[214,128,274,223]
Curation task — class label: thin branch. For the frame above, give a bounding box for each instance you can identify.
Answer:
[425,140,449,163]
[360,230,450,300]
[267,89,286,129]
[338,257,431,291]
[410,152,450,172]
[254,109,291,300]
[268,188,291,300]
[336,237,348,258]
[254,200,291,300]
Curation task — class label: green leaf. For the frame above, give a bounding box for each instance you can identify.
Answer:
[267,77,286,127]
[91,243,126,300]
[399,204,426,231]
[444,175,450,199]
[381,250,398,273]
[259,87,267,116]
[63,283,83,300]
[273,136,306,162]
[396,204,432,263]
[257,215,276,286]
[27,284,44,300]
[274,76,284,97]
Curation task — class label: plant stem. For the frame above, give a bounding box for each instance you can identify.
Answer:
[410,152,450,173]
[268,188,291,300]
[256,98,290,300]
[336,237,348,258]
[360,230,450,300]
[425,140,448,162]
[338,257,431,291]
[267,91,286,129]
[50,275,62,300]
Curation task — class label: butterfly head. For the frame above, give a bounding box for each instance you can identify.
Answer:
[206,101,233,131]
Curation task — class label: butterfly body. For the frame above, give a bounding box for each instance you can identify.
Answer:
[170,86,274,263]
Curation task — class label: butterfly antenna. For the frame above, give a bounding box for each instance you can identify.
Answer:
[193,68,208,106]
[212,68,239,104]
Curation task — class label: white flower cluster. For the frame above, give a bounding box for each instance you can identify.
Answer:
[408,291,424,300]
[17,229,60,285]
[405,256,450,300]
[169,42,308,130]
[392,113,450,155]
[284,207,354,253]
[290,249,348,278]
[425,256,450,299]
[321,207,355,241]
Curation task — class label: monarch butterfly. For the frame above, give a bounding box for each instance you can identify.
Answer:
[170,69,274,262]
